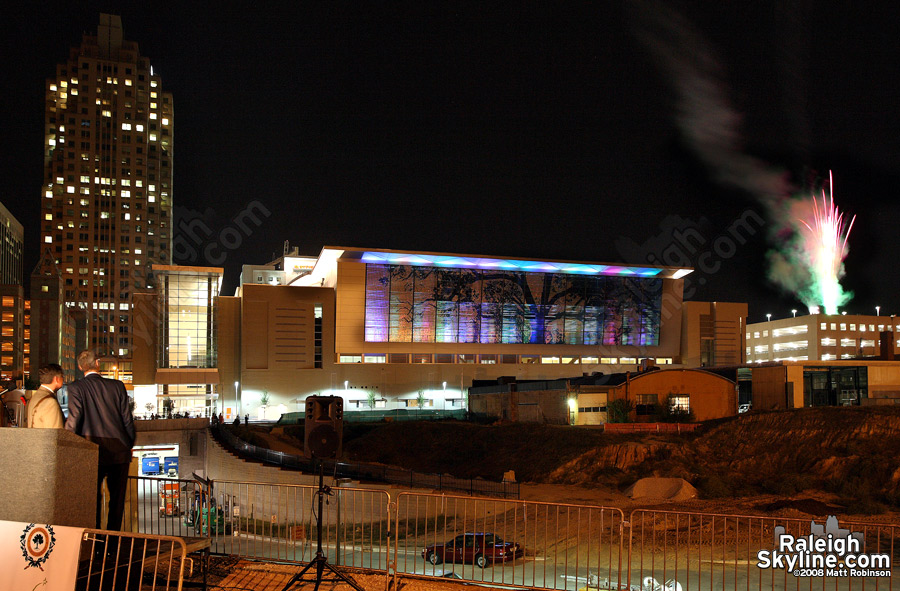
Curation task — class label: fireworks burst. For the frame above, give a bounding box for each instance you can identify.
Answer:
[797,172,855,315]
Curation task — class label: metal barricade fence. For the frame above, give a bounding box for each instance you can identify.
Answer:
[628,509,900,591]
[76,529,190,591]
[124,475,213,539]
[122,474,900,590]
[210,479,392,571]
[392,491,627,590]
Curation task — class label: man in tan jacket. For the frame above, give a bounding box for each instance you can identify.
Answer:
[27,364,65,429]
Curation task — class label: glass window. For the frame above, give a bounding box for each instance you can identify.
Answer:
[669,395,690,413]
[339,355,362,363]
[581,356,599,364]
[363,354,386,363]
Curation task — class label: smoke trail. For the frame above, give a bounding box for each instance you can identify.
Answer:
[630,1,854,311]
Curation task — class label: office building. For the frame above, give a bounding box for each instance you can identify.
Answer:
[0,201,25,383]
[40,14,173,360]
[746,313,899,363]
[0,201,24,286]
[0,286,26,384]
[30,249,83,381]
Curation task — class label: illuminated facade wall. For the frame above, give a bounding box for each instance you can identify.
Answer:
[364,264,662,346]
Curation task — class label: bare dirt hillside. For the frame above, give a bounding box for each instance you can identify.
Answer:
[334,408,900,514]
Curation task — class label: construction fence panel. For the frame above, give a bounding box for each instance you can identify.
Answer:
[76,529,190,591]
[628,509,900,591]
[210,479,392,571]
[393,491,627,590]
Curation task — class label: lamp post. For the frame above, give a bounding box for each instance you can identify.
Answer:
[791,309,797,318]
[876,306,881,316]
[766,313,771,322]
[234,381,240,419]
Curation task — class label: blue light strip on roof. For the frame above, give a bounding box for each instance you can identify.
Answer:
[359,252,662,277]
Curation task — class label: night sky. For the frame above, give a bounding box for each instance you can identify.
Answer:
[3,1,900,322]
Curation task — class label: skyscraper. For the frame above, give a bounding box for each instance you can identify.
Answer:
[41,14,173,359]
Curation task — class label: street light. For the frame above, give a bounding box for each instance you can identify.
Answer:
[234,381,240,418]
[791,309,797,318]
[876,306,881,316]
[766,313,771,322]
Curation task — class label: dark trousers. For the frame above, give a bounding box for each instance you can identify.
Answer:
[98,462,130,530]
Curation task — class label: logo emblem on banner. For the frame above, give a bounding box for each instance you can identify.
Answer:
[20,523,56,570]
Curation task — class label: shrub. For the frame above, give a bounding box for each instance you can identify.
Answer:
[607,399,634,423]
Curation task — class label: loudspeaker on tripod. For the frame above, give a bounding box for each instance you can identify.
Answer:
[303,395,343,459]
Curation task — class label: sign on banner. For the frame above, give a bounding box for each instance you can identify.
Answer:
[0,520,84,590]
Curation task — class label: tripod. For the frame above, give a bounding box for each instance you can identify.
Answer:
[280,459,365,591]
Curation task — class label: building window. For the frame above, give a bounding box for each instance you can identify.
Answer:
[636,394,658,415]
[479,354,497,364]
[411,353,432,363]
[314,303,322,368]
[389,353,408,364]
[669,395,690,413]
[600,357,618,364]
[363,354,386,364]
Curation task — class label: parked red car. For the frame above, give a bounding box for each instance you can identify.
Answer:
[423,533,523,568]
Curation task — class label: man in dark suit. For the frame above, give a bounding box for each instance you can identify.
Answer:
[65,350,136,531]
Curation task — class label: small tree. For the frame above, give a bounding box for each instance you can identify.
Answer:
[144,402,154,416]
[607,399,634,423]
[260,390,270,407]
[367,390,376,409]
[162,397,174,419]
[416,390,426,412]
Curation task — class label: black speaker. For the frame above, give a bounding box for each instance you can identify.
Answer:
[304,395,343,459]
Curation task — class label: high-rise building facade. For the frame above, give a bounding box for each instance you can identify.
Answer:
[41,14,173,358]
[0,200,25,384]
[0,201,24,286]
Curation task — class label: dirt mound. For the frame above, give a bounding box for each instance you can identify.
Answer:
[626,477,697,501]
[754,498,844,516]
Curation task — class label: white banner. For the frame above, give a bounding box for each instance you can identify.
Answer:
[0,520,84,591]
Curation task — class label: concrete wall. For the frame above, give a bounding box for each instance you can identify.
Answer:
[0,428,98,527]
[135,418,209,478]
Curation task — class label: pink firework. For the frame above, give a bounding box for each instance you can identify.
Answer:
[797,172,855,314]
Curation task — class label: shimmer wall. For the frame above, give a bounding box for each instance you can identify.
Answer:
[364,264,662,346]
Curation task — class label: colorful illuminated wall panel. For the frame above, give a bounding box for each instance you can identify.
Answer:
[364,264,662,345]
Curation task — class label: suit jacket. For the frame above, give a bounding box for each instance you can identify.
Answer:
[65,373,136,465]
[26,387,64,428]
